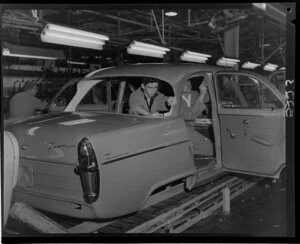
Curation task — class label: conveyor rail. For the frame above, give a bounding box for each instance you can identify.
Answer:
[7,173,263,234]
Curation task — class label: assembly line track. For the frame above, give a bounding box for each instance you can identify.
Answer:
[8,172,264,234]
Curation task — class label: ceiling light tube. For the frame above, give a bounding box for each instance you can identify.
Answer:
[219,57,240,63]
[184,50,211,58]
[242,61,261,69]
[180,55,208,63]
[42,30,106,45]
[263,63,278,71]
[129,45,167,54]
[45,23,109,41]
[41,34,104,50]
[132,41,170,52]
[127,47,164,58]
[67,61,86,65]
[217,60,238,67]
[165,11,177,17]
[2,51,58,60]
[2,44,65,60]
[263,66,276,72]
[181,54,208,61]
[265,63,278,68]
[217,57,240,67]
[41,23,108,50]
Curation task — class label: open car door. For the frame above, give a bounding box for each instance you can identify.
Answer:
[214,71,285,178]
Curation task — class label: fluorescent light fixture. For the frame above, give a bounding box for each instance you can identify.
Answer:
[129,45,167,55]
[2,42,65,60]
[127,48,164,58]
[263,63,278,71]
[45,23,109,40]
[180,51,211,63]
[242,61,261,69]
[183,50,211,58]
[165,11,177,17]
[127,41,170,58]
[67,60,86,65]
[217,57,240,67]
[180,55,208,63]
[132,41,170,52]
[41,23,109,50]
[252,3,267,11]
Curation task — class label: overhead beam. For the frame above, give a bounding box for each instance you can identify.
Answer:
[265,3,286,26]
[133,9,217,39]
[2,16,43,27]
[83,10,214,41]
[83,10,152,28]
[262,42,286,64]
[151,10,163,44]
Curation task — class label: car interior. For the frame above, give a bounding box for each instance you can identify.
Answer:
[183,76,216,170]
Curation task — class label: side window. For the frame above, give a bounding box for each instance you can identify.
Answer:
[216,74,255,108]
[269,72,286,94]
[261,83,284,109]
[120,77,175,115]
[54,83,77,106]
[216,74,283,109]
[78,80,120,112]
[79,81,107,105]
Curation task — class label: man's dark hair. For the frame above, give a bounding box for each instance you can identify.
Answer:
[142,77,160,86]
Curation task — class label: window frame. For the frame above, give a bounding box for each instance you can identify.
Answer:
[64,76,175,115]
[214,71,284,111]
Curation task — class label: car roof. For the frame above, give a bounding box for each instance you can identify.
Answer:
[88,63,231,85]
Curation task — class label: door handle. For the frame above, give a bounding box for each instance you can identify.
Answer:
[243,119,249,125]
[226,128,236,139]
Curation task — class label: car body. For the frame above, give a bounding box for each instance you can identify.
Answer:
[268,70,286,94]
[2,130,19,226]
[5,63,285,219]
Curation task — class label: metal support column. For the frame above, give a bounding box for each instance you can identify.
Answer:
[262,12,265,62]
[162,9,165,45]
[224,25,240,70]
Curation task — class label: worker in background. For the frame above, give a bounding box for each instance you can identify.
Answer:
[129,77,177,117]
[9,81,47,120]
[179,78,213,156]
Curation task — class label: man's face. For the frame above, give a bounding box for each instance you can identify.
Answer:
[142,82,159,98]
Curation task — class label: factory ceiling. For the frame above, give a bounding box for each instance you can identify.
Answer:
[1,4,289,66]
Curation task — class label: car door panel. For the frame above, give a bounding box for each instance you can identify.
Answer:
[215,71,285,178]
[219,113,284,176]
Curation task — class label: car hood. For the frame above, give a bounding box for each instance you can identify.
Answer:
[6,112,151,165]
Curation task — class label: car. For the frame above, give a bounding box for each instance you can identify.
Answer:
[2,130,19,226]
[5,63,285,219]
[268,70,286,94]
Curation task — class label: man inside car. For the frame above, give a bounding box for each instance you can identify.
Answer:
[129,77,177,117]
[179,78,214,156]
